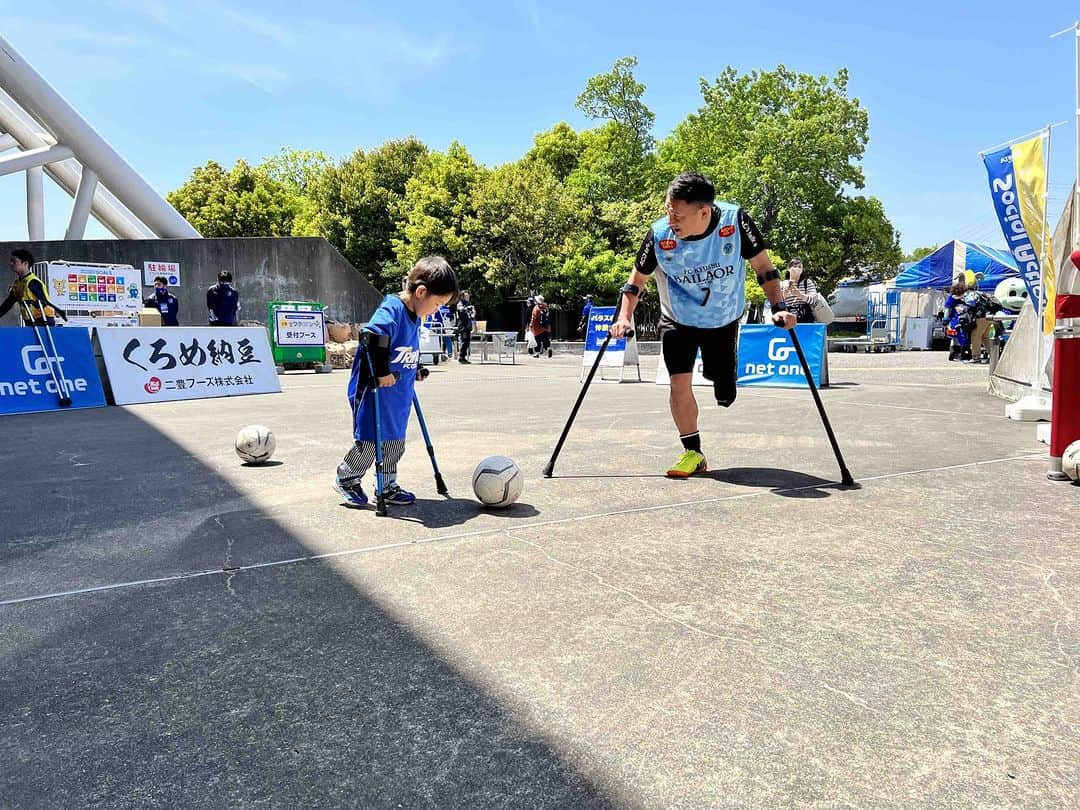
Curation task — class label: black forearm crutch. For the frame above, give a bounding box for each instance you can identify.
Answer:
[783,327,854,486]
[412,390,448,495]
[359,332,393,516]
[543,292,634,478]
[20,301,72,407]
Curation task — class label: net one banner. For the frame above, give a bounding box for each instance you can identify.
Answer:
[656,323,829,388]
[581,306,640,382]
[0,327,106,416]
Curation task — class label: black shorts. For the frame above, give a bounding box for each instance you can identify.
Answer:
[660,318,739,407]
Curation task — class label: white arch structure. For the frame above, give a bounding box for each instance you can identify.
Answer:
[0,35,200,240]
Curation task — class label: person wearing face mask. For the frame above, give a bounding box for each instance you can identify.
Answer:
[144,276,179,326]
[206,270,240,326]
[779,259,822,324]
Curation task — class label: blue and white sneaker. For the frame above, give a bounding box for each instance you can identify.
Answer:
[379,484,416,505]
[333,478,369,508]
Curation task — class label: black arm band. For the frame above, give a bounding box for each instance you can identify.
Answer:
[756,269,781,284]
[620,283,641,296]
[359,331,390,349]
[771,300,788,312]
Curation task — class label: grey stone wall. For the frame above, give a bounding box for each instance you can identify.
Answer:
[0,237,382,327]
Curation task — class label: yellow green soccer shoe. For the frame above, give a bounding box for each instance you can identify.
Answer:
[666,449,707,479]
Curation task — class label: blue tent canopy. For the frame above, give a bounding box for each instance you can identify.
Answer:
[893,240,1019,289]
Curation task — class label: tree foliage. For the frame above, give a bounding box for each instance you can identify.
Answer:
[170,60,902,311]
[903,245,938,263]
[167,160,298,238]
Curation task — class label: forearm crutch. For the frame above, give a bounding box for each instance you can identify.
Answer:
[543,291,634,478]
[20,301,72,407]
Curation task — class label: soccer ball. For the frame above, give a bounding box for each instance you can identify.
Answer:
[235,425,276,464]
[472,455,523,508]
[1063,440,1080,482]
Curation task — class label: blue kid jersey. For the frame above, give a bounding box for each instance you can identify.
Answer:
[347,294,420,442]
[651,203,746,328]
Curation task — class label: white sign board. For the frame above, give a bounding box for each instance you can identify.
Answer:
[97,326,281,405]
[143,261,181,287]
[274,307,326,347]
[46,262,141,314]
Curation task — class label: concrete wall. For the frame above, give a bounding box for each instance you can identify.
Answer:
[0,237,382,327]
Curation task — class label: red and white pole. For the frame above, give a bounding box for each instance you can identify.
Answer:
[1046,249,1080,480]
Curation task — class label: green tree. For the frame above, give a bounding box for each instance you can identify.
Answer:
[559,246,632,304]
[524,123,584,181]
[657,64,898,293]
[576,56,655,149]
[168,160,300,237]
[393,141,487,275]
[570,58,657,204]
[463,160,584,308]
[903,244,938,263]
[260,147,331,195]
[805,196,902,291]
[304,137,430,285]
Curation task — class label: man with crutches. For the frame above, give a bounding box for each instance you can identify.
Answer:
[1,249,68,327]
[1,250,74,407]
[611,172,796,477]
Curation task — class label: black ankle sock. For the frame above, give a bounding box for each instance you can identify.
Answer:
[680,432,701,453]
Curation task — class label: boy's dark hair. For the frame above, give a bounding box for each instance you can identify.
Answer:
[154,275,168,286]
[11,248,34,266]
[667,172,715,206]
[218,271,232,283]
[406,256,459,303]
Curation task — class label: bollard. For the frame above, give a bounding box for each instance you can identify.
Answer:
[1047,249,1080,480]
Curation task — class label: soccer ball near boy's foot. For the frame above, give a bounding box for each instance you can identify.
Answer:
[472,456,523,508]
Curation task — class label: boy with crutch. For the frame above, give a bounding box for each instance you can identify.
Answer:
[333,257,458,511]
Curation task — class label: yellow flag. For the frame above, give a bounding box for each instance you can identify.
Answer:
[1011,136,1056,333]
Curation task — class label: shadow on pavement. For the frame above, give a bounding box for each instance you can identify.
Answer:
[0,408,614,808]
[703,466,848,498]
[337,497,542,529]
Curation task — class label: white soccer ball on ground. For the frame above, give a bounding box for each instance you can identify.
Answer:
[472,455,523,508]
[1062,440,1080,482]
[235,425,276,464]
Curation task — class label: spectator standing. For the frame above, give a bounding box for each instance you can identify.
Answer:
[456,290,475,364]
[145,276,179,326]
[207,271,240,326]
[530,294,552,358]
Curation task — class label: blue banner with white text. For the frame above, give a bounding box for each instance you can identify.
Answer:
[737,324,826,388]
[982,145,1042,310]
[0,327,106,415]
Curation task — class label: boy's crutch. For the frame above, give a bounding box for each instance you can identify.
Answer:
[412,388,448,495]
[360,334,390,516]
[544,291,633,478]
[20,301,72,407]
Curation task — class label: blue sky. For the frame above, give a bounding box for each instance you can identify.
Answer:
[2,0,1079,253]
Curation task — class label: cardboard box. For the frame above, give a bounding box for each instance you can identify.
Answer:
[139,308,162,327]
[327,322,352,343]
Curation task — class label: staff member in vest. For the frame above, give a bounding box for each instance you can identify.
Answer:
[145,276,179,326]
[207,271,240,326]
[0,249,67,326]
[611,172,795,478]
